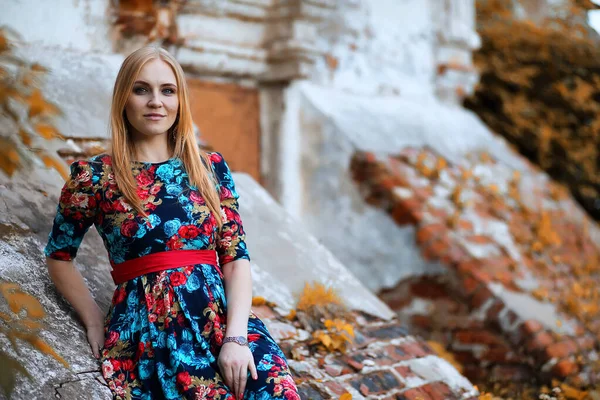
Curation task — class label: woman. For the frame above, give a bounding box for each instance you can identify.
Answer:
[44,46,299,400]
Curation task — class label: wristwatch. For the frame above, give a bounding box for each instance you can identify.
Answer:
[223,336,249,347]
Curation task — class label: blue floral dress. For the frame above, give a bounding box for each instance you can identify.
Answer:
[44,152,299,400]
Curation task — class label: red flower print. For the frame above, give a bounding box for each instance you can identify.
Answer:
[121,359,134,371]
[105,331,120,348]
[177,313,186,326]
[284,389,301,400]
[148,313,157,323]
[167,235,184,250]
[51,251,71,261]
[178,225,200,239]
[111,359,122,372]
[135,342,145,361]
[113,287,127,305]
[145,293,155,310]
[209,153,223,163]
[176,371,192,390]
[121,219,139,237]
[170,271,187,286]
[248,333,260,342]
[136,187,150,201]
[189,191,205,205]
[219,186,233,200]
[136,169,154,187]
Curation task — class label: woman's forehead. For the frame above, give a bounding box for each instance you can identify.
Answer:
[135,59,177,85]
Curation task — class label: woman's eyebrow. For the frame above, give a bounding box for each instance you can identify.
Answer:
[134,80,177,87]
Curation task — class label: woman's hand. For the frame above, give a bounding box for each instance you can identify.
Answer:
[218,343,258,400]
[86,322,105,359]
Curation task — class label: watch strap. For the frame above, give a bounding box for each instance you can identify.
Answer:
[223,336,249,347]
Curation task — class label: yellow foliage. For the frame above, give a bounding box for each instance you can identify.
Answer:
[551,379,588,400]
[311,318,355,353]
[0,28,66,178]
[285,309,297,321]
[296,282,342,312]
[339,393,352,400]
[0,280,70,397]
[0,282,45,319]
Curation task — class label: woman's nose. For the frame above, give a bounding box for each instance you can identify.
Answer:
[148,92,162,107]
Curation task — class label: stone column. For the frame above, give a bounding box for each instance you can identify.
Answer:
[432,0,481,104]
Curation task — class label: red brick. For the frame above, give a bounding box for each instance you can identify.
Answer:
[391,198,421,225]
[545,340,578,359]
[465,265,493,284]
[485,300,505,322]
[323,364,343,377]
[385,344,415,362]
[455,329,506,346]
[411,315,433,330]
[416,223,446,246]
[452,350,478,364]
[441,243,469,265]
[397,342,432,358]
[552,359,579,378]
[410,279,449,299]
[469,286,494,309]
[340,354,364,372]
[467,234,494,244]
[521,319,543,336]
[252,305,277,321]
[526,331,554,352]
[461,275,482,296]
[400,387,433,400]
[422,382,457,400]
[349,370,402,395]
[394,365,418,379]
[481,346,514,363]
[323,381,350,397]
[421,237,451,261]
[457,219,474,231]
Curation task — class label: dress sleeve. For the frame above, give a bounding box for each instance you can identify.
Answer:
[210,152,250,266]
[44,160,98,261]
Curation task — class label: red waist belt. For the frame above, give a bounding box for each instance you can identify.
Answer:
[110,249,219,285]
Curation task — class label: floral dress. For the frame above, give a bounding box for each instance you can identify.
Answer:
[44,152,299,400]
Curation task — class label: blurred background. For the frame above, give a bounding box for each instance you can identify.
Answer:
[1,0,600,399]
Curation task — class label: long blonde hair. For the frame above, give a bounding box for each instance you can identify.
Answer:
[109,46,222,229]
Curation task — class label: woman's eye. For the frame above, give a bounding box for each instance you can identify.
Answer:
[163,88,175,95]
[133,86,147,94]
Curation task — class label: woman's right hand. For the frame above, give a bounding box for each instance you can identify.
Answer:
[86,323,105,359]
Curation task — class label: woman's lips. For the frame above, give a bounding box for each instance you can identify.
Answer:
[144,114,165,121]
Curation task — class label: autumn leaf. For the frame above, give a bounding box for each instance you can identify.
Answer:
[0,282,45,319]
[34,123,62,140]
[27,89,60,119]
[339,393,352,400]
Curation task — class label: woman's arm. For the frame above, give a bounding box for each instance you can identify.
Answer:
[222,258,252,337]
[47,257,105,358]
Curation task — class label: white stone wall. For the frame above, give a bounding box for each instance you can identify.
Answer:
[0,0,113,53]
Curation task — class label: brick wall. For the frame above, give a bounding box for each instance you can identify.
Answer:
[351,147,600,392]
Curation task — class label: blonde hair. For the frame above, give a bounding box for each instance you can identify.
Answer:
[109,46,222,229]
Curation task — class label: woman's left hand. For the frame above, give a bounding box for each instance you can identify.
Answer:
[218,342,258,400]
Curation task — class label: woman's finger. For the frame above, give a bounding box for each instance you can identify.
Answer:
[248,358,258,381]
[233,366,241,400]
[238,364,248,399]
[224,364,234,393]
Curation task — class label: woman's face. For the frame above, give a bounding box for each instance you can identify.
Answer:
[125,58,179,139]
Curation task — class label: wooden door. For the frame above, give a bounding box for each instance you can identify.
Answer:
[187,79,261,182]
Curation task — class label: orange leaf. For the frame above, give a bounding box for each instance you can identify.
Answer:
[339,393,352,400]
[27,89,60,119]
[34,123,62,140]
